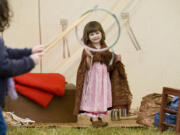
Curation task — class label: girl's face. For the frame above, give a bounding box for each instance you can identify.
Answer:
[88,31,102,44]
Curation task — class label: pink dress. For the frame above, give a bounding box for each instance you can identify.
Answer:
[80,62,112,114]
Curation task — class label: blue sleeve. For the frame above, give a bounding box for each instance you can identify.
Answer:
[0,38,35,78]
[6,47,32,59]
[2,37,32,59]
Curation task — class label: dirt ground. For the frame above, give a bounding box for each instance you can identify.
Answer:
[3,110,143,128]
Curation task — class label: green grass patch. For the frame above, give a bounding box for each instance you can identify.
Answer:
[7,126,177,135]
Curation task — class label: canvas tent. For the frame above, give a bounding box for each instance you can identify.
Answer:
[2,0,180,110]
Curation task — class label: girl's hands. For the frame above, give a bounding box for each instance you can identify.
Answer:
[116,54,121,62]
[85,49,93,57]
[32,45,44,54]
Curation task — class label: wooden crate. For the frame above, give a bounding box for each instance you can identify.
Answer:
[4,84,77,123]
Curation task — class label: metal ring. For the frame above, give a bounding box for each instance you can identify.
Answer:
[75,8,121,52]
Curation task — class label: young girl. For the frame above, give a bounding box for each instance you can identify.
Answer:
[0,0,44,134]
[74,21,121,127]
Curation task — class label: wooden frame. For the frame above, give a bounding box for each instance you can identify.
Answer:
[159,87,180,133]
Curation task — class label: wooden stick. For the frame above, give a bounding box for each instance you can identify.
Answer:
[44,11,92,53]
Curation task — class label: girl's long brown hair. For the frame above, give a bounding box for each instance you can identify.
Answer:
[83,21,105,45]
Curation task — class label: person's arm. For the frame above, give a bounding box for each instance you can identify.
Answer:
[108,53,122,72]
[6,47,32,59]
[115,54,121,62]
[0,37,32,59]
[86,56,92,69]
[84,49,93,69]
[6,44,44,59]
[0,40,35,78]
[0,55,35,78]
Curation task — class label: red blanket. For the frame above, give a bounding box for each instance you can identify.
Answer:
[14,73,65,107]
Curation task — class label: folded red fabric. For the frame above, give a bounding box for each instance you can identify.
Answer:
[14,73,65,107]
[15,84,53,107]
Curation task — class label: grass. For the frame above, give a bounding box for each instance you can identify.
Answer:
[7,127,177,135]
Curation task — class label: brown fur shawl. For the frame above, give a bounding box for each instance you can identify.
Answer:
[73,44,132,115]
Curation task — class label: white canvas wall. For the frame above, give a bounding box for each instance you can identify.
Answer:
[2,0,180,109]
